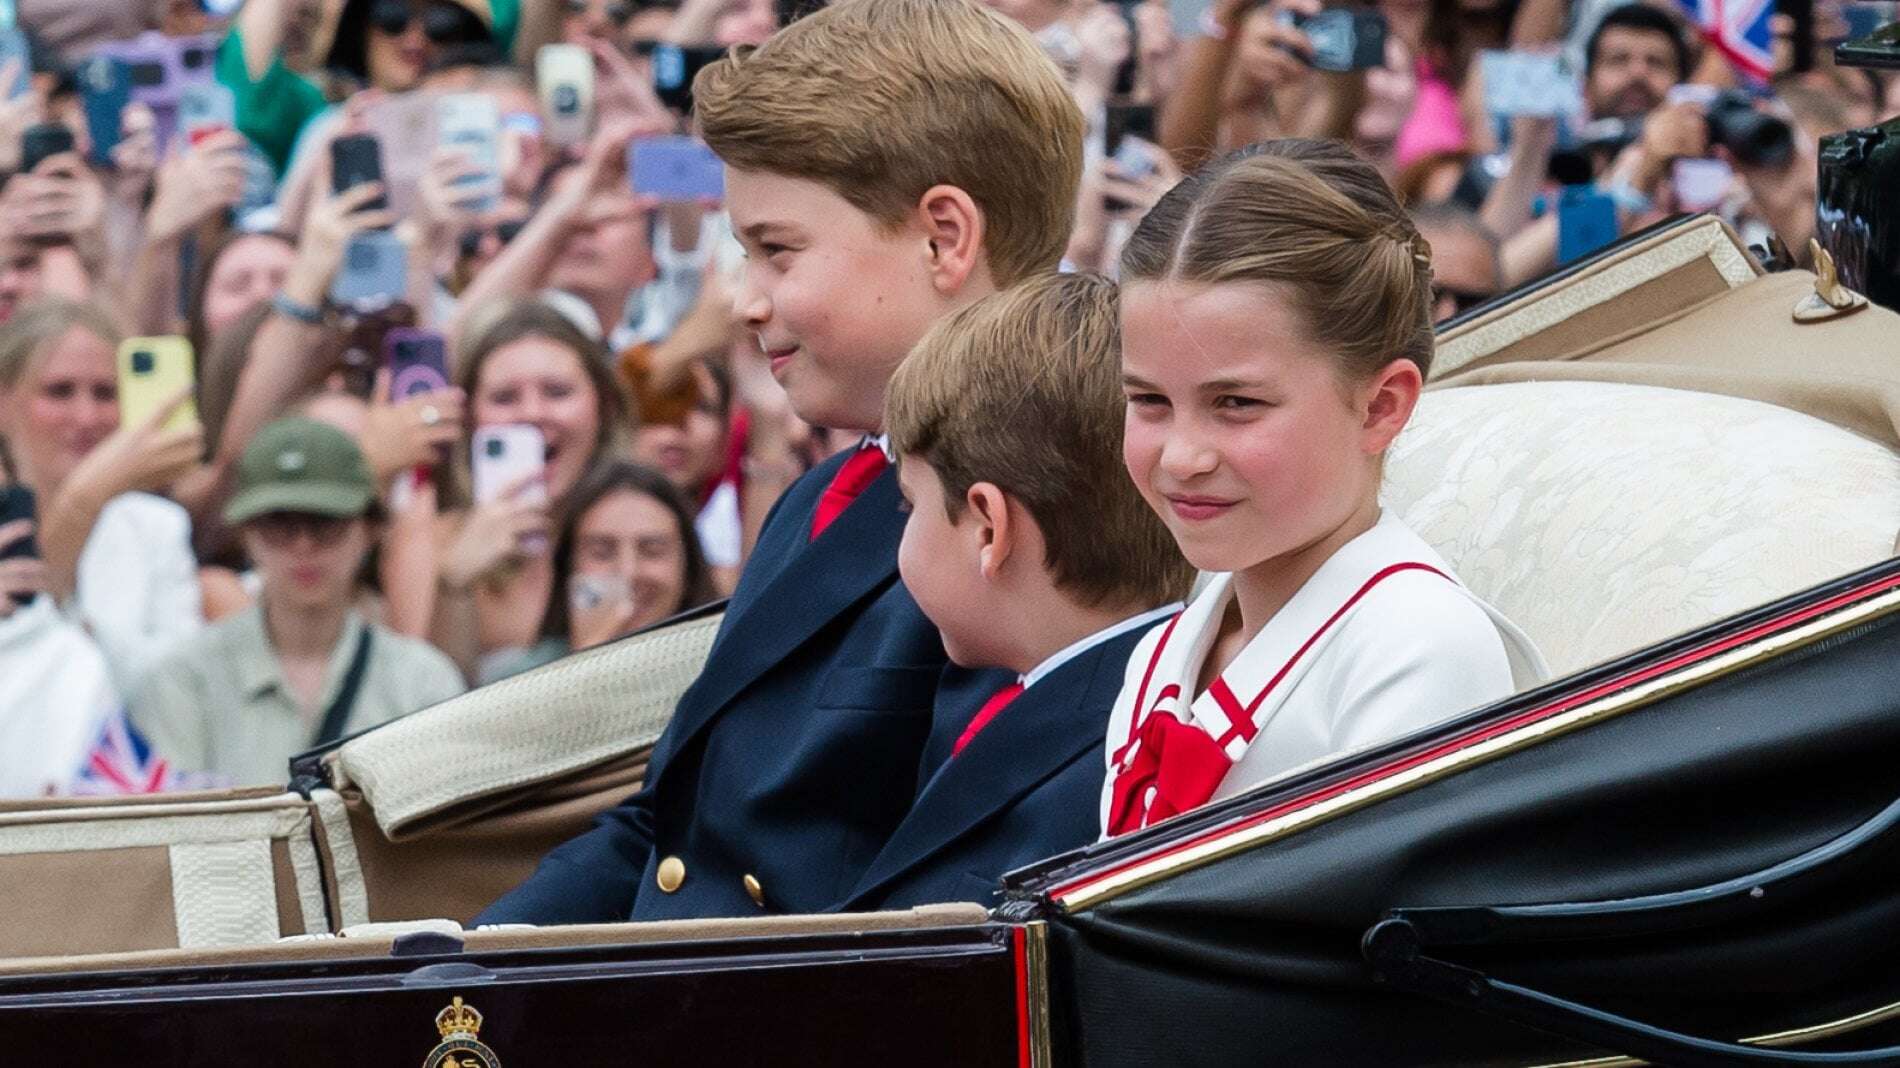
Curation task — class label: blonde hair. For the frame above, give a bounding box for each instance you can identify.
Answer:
[0,298,122,482]
[1121,140,1436,380]
[0,298,120,391]
[887,273,1194,609]
[693,0,1085,287]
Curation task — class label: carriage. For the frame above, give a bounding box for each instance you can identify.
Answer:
[5,148,1900,1066]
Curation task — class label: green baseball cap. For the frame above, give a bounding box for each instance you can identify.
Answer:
[224,417,377,526]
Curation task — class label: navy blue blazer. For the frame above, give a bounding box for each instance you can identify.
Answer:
[832,625,1150,913]
[477,449,995,923]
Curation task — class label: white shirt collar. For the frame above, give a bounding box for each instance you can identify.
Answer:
[1022,602,1182,690]
[863,434,893,460]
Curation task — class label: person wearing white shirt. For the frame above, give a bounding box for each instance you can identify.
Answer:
[1102,141,1548,838]
[0,299,204,699]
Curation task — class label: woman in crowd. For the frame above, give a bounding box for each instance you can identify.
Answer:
[1102,141,1548,837]
[217,0,508,177]
[429,298,627,679]
[186,231,298,358]
[483,458,717,681]
[629,358,743,582]
[0,299,203,694]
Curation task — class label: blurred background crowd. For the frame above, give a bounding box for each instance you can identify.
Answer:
[0,0,1891,796]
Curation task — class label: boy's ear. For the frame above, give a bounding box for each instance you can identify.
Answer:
[916,184,988,297]
[966,481,1013,579]
[1359,358,1422,455]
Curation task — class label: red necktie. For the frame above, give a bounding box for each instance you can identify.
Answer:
[952,681,1024,757]
[809,446,890,541]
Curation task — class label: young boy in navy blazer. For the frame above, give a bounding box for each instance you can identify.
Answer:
[476,0,1085,924]
[835,273,1195,911]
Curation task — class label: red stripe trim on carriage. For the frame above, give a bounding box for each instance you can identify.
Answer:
[1013,925,1032,1067]
[1111,611,1184,766]
[1052,569,1900,907]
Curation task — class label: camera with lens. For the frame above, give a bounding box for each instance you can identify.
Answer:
[1704,90,1794,169]
[129,350,155,375]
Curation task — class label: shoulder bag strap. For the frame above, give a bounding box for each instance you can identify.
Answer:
[313,627,375,747]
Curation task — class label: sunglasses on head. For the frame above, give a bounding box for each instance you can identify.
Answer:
[370,0,478,41]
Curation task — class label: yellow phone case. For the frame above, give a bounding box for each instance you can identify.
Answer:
[116,336,200,433]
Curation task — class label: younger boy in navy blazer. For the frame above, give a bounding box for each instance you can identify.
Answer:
[836,273,1195,911]
[476,0,1085,924]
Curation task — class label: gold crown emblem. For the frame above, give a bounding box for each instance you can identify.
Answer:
[435,997,484,1040]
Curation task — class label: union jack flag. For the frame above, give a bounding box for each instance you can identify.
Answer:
[69,711,190,796]
[1677,0,1777,83]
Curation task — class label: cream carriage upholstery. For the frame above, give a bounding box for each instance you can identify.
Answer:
[0,789,335,958]
[1401,217,1900,676]
[1387,382,1900,676]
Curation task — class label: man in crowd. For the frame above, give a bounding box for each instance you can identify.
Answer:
[1412,204,1504,322]
[1583,2,1690,124]
[130,418,465,785]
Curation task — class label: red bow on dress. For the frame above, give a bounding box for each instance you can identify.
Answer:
[1104,711,1233,837]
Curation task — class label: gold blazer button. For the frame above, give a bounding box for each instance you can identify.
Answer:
[743,874,766,907]
[656,856,686,893]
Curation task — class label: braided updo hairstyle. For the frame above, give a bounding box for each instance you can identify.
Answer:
[1119,139,1436,381]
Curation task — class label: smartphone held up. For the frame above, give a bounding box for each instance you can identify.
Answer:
[537,44,595,147]
[1278,6,1387,72]
[472,425,549,508]
[116,337,200,434]
[629,137,725,202]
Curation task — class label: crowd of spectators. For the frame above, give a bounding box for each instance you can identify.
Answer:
[0,0,1891,796]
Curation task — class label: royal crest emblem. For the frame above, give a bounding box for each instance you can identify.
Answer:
[422,997,502,1068]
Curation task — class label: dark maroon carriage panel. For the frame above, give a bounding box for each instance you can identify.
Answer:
[0,924,1024,1067]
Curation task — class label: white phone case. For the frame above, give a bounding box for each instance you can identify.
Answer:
[471,425,548,505]
[536,45,594,146]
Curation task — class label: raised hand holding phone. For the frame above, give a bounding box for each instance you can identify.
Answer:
[144,128,248,242]
[1480,51,1581,119]
[436,93,501,213]
[285,181,399,310]
[442,460,553,590]
[568,572,639,650]
[61,385,204,507]
[0,488,41,612]
[329,133,390,215]
[362,362,463,488]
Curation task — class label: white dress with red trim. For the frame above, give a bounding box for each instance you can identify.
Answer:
[1100,511,1548,838]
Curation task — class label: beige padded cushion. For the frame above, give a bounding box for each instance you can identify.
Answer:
[334,611,723,837]
[0,792,329,958]
[1387,381,1900,676]
[1433,216,1761,380]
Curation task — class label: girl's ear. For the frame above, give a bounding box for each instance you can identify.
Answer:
[966,480,1012,578]
[917,184,988,297]
[1359,358,1422,455]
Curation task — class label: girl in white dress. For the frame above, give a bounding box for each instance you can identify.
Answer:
[1101,141,1548,838]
